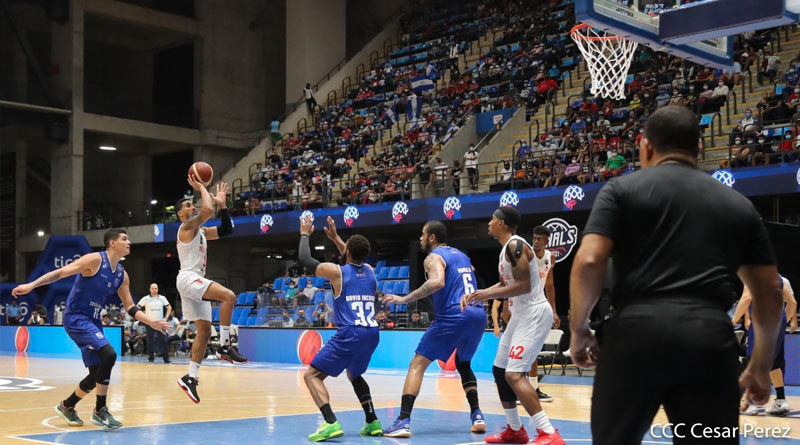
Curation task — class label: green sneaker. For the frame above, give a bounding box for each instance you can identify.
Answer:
[308,421,344,441]
[360,419,383,436]
[91,406,122,430]
[54,402,83,426]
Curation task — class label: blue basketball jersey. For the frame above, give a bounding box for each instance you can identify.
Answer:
[430,246,480,318]
[333,263,379,328]
[65,252,125,323]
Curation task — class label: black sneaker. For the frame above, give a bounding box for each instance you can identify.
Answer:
[537,388,554,402]
[148,358,154,363]
[163,358,171,364]
[177,374,200,403]
[219,345,248,365]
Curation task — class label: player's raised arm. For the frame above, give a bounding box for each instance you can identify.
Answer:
[181,174,215,235]
[323,216,347,255]
[117,272,171,334]
[463,240,532,306]
[12,253,101,297]
[383,254,445,306]
[205,182,233,241]
[298,215,342,293]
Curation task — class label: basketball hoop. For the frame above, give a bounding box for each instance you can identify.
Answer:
[570,24,639,100]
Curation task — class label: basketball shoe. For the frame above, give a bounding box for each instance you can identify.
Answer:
[485,424,529,443]
[220,345,248,364]
[55,402,83,426]
[384,417,412,437]
[92,406,122,430]
[766,399,790,416]
[471,409,487,433]
[178,374,200,403]
[532,429,565,445]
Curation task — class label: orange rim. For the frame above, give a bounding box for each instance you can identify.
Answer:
[570,23,626,41]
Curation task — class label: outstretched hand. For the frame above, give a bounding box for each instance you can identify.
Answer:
[213,182,230,208]
[187,174,204,191]
[11,284,32,297]
[382,293,404,305]
[300,214,314,236]
[323,216,338,241]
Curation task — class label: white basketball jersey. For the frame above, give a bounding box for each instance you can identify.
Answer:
[534,249,553,291]
[498,235,546,315]
[177,225,207,276]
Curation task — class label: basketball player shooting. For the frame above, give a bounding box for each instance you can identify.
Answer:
[12,229,171,430]
[175,174,247,404]
[462,207,564,445]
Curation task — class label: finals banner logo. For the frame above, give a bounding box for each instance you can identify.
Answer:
[260,214,274,233]
[392,202,409,224]
[562,185,584,211]
[443,196,462,219]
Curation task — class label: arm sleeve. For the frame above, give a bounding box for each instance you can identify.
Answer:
[298,235,321,272]
[583,181,621,241]
[217,209,233,237]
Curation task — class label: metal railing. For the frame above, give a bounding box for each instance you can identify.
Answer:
[529,119,540,146]
[724,91,738,125]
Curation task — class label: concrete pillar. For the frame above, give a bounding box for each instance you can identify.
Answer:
[49,0,85,235]
[285,0,346,108]
[14,141,27,282]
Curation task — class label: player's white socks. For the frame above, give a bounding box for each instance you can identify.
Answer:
[219,325,231,346]
[531,375,540,390]
[505,408,522,431]
[531,411,554,434]
[188,361,200,379]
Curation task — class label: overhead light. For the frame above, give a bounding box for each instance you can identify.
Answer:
[36,230,44,237]
[266,255,272,259]
[275,254,283,259]
[314,245,325,250]
[99,145,117,151]
[150,199,158,205]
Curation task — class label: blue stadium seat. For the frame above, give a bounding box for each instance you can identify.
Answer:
[398,266,410,279]
[212,307,220,322]
[376,260,386,270]
[232,308,242,323]
[387,266,399,279]
[246,316,258,326]
[314,277,326,287]
[401,281,410,295]
[245,293,256,305]
[313,290,325,306]
[257,308,267,318]
[378,268,390,280]
[237,310,250,326]
[273,277,284,290]
[236,293,247,305]
[297,277,307,289]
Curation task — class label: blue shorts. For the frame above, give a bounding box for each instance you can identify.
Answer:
[416,305,487,362]
[64,315,110,367]
[745,317,786,365]
[311,325,379,378]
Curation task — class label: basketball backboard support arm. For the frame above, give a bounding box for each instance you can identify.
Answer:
[659,0,798,45]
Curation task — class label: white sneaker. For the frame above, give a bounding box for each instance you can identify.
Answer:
[741,403,764,416]
[766,400,790,416]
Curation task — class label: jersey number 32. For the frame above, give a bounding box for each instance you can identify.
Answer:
[351,301,378,327]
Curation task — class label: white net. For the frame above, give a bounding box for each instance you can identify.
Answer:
[571,24,639,100]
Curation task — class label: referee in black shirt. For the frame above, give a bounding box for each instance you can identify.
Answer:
[569,105,784,444]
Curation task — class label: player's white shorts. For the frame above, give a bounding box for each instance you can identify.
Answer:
[493,301,553,372]
[177,271,213,321]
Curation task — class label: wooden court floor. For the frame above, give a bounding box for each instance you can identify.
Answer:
[0,353,798,444]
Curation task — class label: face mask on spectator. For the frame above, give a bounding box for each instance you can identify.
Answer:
[745,112,752,118]
[673,90,678,95]
[734,139,741,145]
[747,139,754,144]
[576,119,581,123]
[644,94,650,98]
[703,85,708,90]
[759,138,765,143]
[786,134,793,139]
[795,88,799,93]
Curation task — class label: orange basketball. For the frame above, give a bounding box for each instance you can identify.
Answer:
[15,327,29,353]
[188,162,213,186]
[296,330,322,364]
[436,349,457,371]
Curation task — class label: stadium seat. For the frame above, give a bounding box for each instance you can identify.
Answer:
[297,277,307,289]
[245,293,256,305]
[212,307,220,322]
[398,266,410,279]
[314,277,326,287]
[376,260,386,270]
[378,268,390,280]
[313,290,325,306]
[401,281,410,295]
[387,266,399,279]
[236,293,247,305]
[237,310,250,326]
[246,316,258,326]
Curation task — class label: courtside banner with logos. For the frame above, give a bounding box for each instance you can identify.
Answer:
[239,328,501,371]
[0,326,123,355]
[154,163,799,242]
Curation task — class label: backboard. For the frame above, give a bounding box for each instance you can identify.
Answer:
[574,0,736,69]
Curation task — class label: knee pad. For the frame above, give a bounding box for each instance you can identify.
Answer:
[79,365,98,392]
[492,365,517,403]
[455,359,477,389]
[94,344,117,385]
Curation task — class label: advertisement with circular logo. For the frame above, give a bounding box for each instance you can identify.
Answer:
[499,190,519,207]
[543,218,579,263]
[443,196,462,219]
[260,214,274,233]
[562,185,584,211]
[343,206,360,227]
[712,169,735,187]
[392,201,409,224]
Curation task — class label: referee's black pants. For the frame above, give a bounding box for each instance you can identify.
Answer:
[145,325,169,361]
[592,298,740,445]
